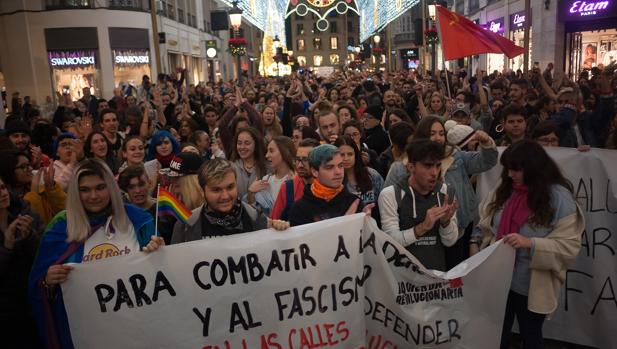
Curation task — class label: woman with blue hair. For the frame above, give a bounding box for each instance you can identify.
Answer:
[146,129,180,170]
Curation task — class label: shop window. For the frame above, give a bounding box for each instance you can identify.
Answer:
[297,39,305,51]
[329,54,340,64]
[48,50,99,100]
[313,38,322,50]
[297,56,307,67]
[46,0,92,8]
[330,37,338,50]
[112,49,151,88]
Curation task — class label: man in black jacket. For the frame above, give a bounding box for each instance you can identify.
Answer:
[362,105,390,155]
[289,144,372,226]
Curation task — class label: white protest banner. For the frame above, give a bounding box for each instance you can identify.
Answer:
[477,147,617,349]
[62,214,514,348]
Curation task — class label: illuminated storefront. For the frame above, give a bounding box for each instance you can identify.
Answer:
[48,50,99,101]
[559,0,617,77]
[109,28,151,89]
[483,18,506,74]
[45,27,100,100]
[509,10,532,72]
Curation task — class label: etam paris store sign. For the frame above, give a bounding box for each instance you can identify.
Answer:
[559,0,617,20]
[48,50,96,67]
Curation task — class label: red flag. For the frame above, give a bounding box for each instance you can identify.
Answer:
[436,5,526,61]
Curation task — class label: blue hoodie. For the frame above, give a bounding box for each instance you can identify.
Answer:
[28,204,155,349]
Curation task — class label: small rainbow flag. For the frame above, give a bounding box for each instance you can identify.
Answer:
[157,187,192,224]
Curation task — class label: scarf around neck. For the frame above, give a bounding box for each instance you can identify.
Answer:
[202,201,244,233]
[311,179,344,202]
[156,152,175,168]
[496,184,532,240]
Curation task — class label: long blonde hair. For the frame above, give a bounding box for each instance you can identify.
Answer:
[66,158,131,242]
[177,174,204,210]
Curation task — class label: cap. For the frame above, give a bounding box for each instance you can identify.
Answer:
[364,105,383,120]
[447,123,477,148]
[5,120,30,136]
[163,152,204,177]
[451,102,470,117]
[53,132,77,156]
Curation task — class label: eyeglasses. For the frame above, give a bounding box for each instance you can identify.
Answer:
[294,156,309,164]
[16,163,33,172]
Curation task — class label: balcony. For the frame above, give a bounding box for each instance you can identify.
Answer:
[108,0,144,9]
[45,0,92,9]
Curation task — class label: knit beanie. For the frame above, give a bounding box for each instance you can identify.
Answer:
[446,122,476,148]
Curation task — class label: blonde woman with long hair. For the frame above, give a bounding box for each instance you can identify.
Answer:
[28,158,164,348]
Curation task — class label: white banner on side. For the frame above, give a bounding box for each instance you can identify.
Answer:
[477,147,617,349]
[62,214,514,348]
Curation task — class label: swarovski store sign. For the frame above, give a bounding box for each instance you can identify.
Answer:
[114,54,149,64]
[49,52,96,67]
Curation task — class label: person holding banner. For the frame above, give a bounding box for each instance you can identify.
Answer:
[472,140,584,349]
[28,158,164,349]
[171,158,289,242]
[288,144,373,226]
[378,139,459,271]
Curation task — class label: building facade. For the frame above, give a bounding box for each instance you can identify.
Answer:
[289,11,360,75]
[451,0,617,77]
[0,0,255,104]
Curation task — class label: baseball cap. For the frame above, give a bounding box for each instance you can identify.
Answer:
[162,152,204,177]
[451,102,471,117]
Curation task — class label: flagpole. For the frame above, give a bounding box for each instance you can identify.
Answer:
[434,5,453,99]
[155,184,160,237]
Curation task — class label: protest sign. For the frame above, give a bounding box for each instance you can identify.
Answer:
[477,147,617,349]
[62,214,514,348]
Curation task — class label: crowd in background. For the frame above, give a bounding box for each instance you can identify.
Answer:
[1,61,615,348]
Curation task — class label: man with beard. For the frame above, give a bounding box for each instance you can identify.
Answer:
[4,120,47,169]
[288,144,372,226]
[271,138,319,220]
[379,139,459,271]
[99,109,123,158]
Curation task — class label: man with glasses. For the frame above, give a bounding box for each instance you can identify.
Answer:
[271,138,319,220]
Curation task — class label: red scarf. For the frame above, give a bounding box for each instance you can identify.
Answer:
[311,179,343,202]
[496,184,532,240]
[156,152,175,169]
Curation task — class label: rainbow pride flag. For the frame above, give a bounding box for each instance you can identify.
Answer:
[157,187,192,224]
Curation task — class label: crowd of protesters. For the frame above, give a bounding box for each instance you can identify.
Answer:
[1,61,615,348]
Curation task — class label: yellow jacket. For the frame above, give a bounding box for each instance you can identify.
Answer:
[24,182,67,225]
